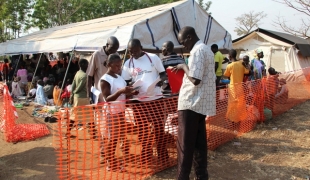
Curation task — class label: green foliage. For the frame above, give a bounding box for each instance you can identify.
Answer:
[197,0,212,13]
[31,0,179,30]
[0,0,32,42]
[0,0,181,42]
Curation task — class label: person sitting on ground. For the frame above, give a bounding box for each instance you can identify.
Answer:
[61,79,72,103]
[275,78,288,103]
[43,80,54,99]
[35,80,48,105]
[11,76,23,98]
[53,81,63,106]
[211,44,230,89]
[28,83,37,99]
[100,54,138,171]
[161,41,185,93]
[17,76,26,96]
[48,74,56,85]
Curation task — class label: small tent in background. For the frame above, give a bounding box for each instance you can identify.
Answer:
[0,0,232,55]
[233,28,310,79]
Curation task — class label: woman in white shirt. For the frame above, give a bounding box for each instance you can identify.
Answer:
[100,54,138,171]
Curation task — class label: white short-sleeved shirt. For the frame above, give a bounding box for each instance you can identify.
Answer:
[101,74,127,114]
[122,53,165,101]
[178,40,216,116]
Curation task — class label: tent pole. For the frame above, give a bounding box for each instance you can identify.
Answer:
[30,53,43,90]
[13,54,22,77]
[57,51,74,107]
[122,48,128,64]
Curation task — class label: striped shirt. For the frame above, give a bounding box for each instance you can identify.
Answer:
[162,53,185,69]
[161,53,185,92]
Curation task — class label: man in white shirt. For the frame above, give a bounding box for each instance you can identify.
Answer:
[173,26,216,180]
[86,36,119,103]
[122,39,169,165]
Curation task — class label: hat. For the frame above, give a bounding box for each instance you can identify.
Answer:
[255,49,263,54]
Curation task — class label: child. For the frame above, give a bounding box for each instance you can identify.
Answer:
[67,59,96,139]
[28,83,37,99]
[11,77,23,98]
[35,80,48,105]
[99,54,138,171]
[43,80,54,99]
[61,79,72,106]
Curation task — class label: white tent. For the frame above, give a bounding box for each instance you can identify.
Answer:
[233,28,310,78]
[0,0,232,55]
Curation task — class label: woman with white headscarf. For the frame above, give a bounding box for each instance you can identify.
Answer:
[250,49,266,80]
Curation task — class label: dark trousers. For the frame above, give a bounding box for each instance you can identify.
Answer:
[216,76,221,90]
[131,99,169,162]
[177,110,208,180]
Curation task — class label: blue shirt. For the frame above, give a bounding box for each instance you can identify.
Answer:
[35,84,47,105]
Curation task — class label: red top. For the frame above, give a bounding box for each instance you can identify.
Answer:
[166,67,184,93]
[2,63,8,74]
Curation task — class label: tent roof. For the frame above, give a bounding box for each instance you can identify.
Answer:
[233,28,310,57]
[0,0,232,55]
[10,1,184,42]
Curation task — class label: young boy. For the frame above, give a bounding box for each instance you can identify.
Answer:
[35,80,48,105]
[67,59,96,138]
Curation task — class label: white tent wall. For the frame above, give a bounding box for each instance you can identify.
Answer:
[195,5,231,49]
[4,36,78,54]
[74,26,134,51]
[119,0,232,50]
[234,31,310,81]
[0,0,232,55]
[233,34,274,71]
[133,9,178,50]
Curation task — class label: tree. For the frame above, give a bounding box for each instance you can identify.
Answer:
[0,0,32,42]
[31,0,88,29]
[197,0,212,13]
[234,11,267,36]
[30,0,179,30]
[274,0,310,38]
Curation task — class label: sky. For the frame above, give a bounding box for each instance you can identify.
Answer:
[208,0,308,40]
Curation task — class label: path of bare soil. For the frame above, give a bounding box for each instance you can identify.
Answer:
[1,101,310,180]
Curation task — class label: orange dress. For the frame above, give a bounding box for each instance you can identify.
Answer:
[53,86,62,106]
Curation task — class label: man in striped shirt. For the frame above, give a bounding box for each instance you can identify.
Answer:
[161,41,185,93]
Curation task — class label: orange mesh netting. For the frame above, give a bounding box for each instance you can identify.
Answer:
[52,67,310,179]
[0,84,50,143]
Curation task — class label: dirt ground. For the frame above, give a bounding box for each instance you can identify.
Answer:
[1,100,310,180]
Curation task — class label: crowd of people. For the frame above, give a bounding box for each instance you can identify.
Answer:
[0,25,290,179]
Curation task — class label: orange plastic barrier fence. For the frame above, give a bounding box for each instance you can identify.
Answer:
[53,67,310,179]
[0,84,50,143]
